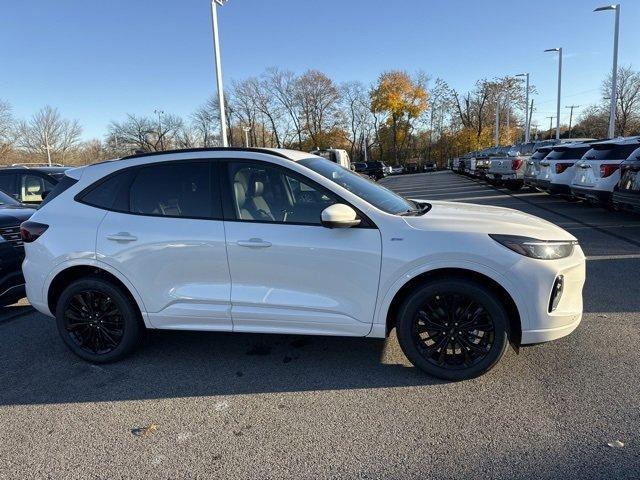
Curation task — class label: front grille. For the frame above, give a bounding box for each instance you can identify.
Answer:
[0,226,23,248]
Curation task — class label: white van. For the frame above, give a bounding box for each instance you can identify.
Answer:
[310,149,351,170]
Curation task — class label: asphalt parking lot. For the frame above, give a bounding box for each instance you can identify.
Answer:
[1,170,639,480]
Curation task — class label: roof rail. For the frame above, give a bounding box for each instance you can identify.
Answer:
[9,162,65,167]
[119,147,291,161]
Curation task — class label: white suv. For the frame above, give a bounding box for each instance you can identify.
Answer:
[21,148,586,380]
[571,137,640,204]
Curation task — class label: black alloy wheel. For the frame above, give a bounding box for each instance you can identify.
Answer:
[56,276,143,362]
[64,290,124,355]
[412,293,494,369]
[396,278,509,381]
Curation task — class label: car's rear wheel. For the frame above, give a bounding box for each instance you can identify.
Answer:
[396,278,509,381]
[55,277,143,363]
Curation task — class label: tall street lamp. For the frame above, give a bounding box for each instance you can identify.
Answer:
[516,73,530,143]
[494,96,501,147]
[211,0,228,147]
[595,4,620,139]
[154,109,164,150]
[544,48,562,140]
[242,126,251,147]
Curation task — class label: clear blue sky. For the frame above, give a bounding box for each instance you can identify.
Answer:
[2,0,638,139]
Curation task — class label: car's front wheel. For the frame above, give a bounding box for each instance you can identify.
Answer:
[55,276,143,363]
[396,278,509,381]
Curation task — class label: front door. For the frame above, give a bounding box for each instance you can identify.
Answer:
[94,160,232,330]
[223,160,382,336]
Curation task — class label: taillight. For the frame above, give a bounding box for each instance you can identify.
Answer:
[20,221,49,243]
[555,162,574,174]
[511,159,523,170]
[600,164,620,178]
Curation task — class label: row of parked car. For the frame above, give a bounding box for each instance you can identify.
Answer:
[448,137,640,213]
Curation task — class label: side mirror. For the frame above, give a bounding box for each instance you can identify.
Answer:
[321,204,361,228]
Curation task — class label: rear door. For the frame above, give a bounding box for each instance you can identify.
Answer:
[92,160,232,330]
[222,159,382,336]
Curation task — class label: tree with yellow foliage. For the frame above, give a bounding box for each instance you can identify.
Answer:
[370,71,428,163]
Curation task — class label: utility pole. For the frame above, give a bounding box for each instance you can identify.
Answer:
[505,94,510,144]
[547,116,555,139]
[527,99,535,142]
[210,0,228,147]
[565,105,580,138]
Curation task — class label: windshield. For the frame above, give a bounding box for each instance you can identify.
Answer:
[0,189,19,206]
[299,157,416,214]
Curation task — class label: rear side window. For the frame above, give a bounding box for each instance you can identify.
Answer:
[40,175,78,207]
[584,143,640,161]
[129,162,215,219]
[80,170,135,211]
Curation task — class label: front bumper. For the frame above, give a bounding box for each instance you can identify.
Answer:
[509,246,586,345]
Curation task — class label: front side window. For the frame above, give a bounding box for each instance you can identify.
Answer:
[299,157,415,215]
[229,162,336,224]
[129,162,213,218]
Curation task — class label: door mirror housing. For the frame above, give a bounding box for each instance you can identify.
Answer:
[321,204,361,228]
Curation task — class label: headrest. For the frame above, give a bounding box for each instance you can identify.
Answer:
[252,180,264,196]
[234,181,246,207]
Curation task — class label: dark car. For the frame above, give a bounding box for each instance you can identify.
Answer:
[613,146,640,213]
[0,190,35,306]
[0,165,70,205]
[353,161,386,180]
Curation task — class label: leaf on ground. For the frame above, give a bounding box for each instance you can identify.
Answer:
[131,424,159,437]
[607,440,624,448]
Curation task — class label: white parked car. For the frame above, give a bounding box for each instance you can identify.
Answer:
[571,137,640,204]
[22,148,585,380]
[537,142,595,196]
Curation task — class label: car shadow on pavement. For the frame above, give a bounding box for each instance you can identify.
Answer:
[0,315,448,406]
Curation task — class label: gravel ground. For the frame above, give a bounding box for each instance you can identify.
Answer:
[0,170,638,479]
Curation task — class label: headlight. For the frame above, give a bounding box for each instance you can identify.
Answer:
[490,234,577,260]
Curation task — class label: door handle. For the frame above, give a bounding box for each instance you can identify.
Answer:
[106,232,138,242]
[236,238,272,248]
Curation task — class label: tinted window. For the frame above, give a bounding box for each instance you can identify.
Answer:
[531,148,552,160]
[40,175,78,207]
[0,173,16,196]
[584,143,640,161]
[229,162,336,224]
[545,146,592,161]
[81,170,135,211]
[300,157,415,214]
[129,162,214,219]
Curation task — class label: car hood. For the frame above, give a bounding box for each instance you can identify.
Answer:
[0,206,36,227]
[404,200,576,241]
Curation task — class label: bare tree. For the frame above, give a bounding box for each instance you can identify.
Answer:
[602,65,640,136]
[264,67,304,147]
[17,105,82,163]
[0,100,15,159]
[340,81,374,160]
[107,113,183,153]
[295,70,342,148]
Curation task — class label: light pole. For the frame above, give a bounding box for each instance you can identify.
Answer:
[565,105,580,138]
[595,4,620,138]
[544,48,562,140]
[516,73,530,142]
[547,116,555,139]
[43,130,52,166]
[211,0,228,147]
[154,109,164,150]
[242,126,251,147]
[495,95,501,147]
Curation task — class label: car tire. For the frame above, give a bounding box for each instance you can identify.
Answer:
[55,276,143,363]
[396,278,510,381]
